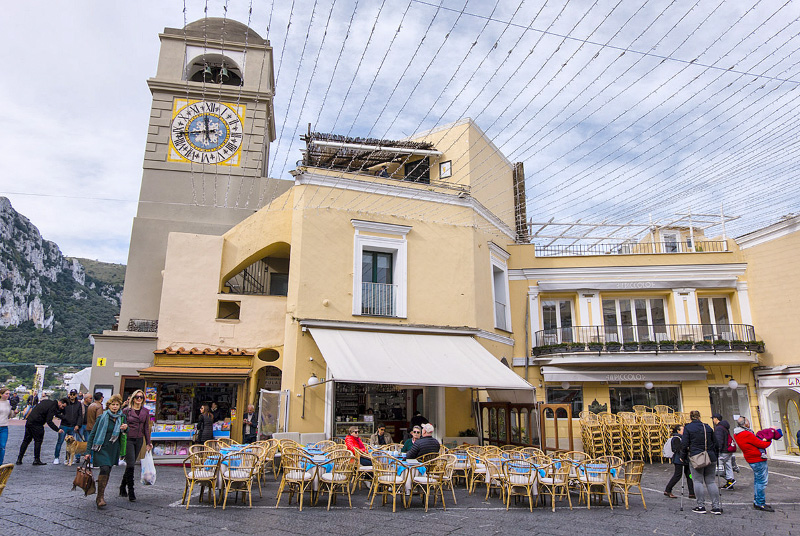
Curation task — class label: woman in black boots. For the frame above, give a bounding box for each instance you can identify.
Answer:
[84,394,127,509]
[664,424,695,499]
[120,389,152,502]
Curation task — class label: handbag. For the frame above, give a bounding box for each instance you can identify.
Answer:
[689,423,712,469]
[71,459,96,496]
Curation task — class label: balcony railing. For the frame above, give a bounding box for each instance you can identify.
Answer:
[127,318,158,333]
[361,282,398,317]
[533,323,762,355]
[535,240,727,257]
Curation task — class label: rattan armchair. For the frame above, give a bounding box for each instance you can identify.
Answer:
[410,455,449,512]
[0,463,14,498]
[181,449,219,509]
[611,460,646,509]
[502,459,537,511]
[577,459,614,509]
[319,450,357,510]
[536,461,572,512]
[369,452,408,512]
[276,447,317,511]
[219,451,259,509]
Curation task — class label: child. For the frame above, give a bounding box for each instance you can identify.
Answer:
[755,428,783,459]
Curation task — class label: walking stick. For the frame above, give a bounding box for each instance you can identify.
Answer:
[680,469,685,511]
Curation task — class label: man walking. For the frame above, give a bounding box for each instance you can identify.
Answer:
[712,413,736,489]
[80,393,92,441]
[733,416,774,512]
[54,389,84,464]
[16,397,67,465]
[242,404,257,444]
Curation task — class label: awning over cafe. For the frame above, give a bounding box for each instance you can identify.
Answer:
[541,365,708,383]
[309,328,534,391]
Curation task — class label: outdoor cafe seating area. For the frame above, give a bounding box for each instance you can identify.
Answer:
[180,437,647,512]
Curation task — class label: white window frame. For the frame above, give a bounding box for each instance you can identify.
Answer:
[489,242,512,332]
[697,296,734,339]
[540,299,575,344]
[602,297,670,342]
[352,220,410,318]
[661,230,681,253]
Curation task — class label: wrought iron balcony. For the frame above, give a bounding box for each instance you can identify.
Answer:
[535,239,727,257]
[533,324,762,356]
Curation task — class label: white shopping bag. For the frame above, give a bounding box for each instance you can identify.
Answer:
[140,452,157,485]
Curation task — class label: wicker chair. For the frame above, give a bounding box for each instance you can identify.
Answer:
[217,437,236,448]
[319,450,357,510]
[410,455,449,512]
[611,460,646,509]
[502,459,537,511]
[276,447,317,511]
[482,453,507,501]
[537,461,572,512]
[466,450,487,494]
[203,439,222,452]
[219,451,259,509]
[577,459,614,509]
[0,463,14,498]
[369,452,408,512]
[450,447,471,487]
[181,449,220,509]
[439,453,458,504]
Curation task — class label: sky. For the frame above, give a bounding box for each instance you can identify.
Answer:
[2,0,800,264]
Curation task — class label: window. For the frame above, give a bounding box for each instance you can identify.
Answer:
[698,297,732,340]
[541,300,573,343]
[546,386,583,416]
[217,300,241,320]
[403,158,430,183]
[224,255,289,296]
[489,243,511,331]
[709,386,751,424]
[602,298,667,343]
[352,220,409,318]
[662,231,680,253]
[361,251,394,316]
[609,386,680,413]
[269,273,288,296]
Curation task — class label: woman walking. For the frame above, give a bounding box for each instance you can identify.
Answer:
[681,410,721,514]
[664,424,695,499]
[84,394,127,509]
[0,387,19,464]
[196,404,215,444]
[119,389,152,502]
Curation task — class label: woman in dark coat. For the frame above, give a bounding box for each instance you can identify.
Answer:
[664,424,694,498]
[196,404,215,444]
[681,410,721,514]
[119,389,152,502]
[84,394,127,509]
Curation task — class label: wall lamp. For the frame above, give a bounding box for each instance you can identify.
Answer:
[724,375,738,390]
[302,373,333,419]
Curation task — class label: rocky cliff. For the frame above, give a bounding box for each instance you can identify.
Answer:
[0,197,124,381]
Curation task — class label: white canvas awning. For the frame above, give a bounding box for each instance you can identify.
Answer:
[309,328,534,391]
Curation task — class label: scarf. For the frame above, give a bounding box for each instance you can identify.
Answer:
[91,408,123,451]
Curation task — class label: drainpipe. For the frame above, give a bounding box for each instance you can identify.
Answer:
[524,292,530,383]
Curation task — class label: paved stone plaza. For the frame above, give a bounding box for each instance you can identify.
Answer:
[2,423,798,535]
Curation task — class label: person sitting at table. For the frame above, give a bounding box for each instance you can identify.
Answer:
[405,423,440,459]
[369,423,392,446]
[345,426,371,465]
[401,425,422,453]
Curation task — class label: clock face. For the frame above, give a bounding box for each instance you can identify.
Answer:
[169,100,245,165]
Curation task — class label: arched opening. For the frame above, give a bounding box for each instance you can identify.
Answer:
[223,255,289,296]
[255,365,282,392]
[186,53,243,86]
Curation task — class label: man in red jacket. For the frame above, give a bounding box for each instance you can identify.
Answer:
[733,417,774,512]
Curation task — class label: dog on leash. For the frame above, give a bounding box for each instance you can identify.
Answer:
[65,435,88,466]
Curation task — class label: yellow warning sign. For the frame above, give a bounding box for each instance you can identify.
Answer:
[96,358,107,367]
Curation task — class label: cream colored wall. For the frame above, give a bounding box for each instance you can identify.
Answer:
[741,230,800,367]
[158,232,286,351]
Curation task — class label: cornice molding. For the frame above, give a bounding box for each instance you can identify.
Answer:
[736,215,800,249]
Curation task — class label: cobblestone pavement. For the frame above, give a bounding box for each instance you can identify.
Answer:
[2,422,799,535]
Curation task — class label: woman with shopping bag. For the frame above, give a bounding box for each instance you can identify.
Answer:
[119,389,152,502]
[83,394,127,509]
[681,410,721,515]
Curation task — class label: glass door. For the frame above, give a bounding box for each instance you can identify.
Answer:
[709,386,751,424]
[542,300,573,343]
[699,297,732,340]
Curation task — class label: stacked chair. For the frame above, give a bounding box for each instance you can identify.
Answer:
[618,412,644,461]
[579,411,605,458]
[639,413,663,463]
[600,413,625,458]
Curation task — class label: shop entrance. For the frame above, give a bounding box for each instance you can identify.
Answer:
[333,383,418,442]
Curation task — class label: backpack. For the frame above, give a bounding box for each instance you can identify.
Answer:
[726,431,737,452]
[662,437,675,458]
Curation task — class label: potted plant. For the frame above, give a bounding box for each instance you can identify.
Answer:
[676,340,695,351]
[569,342,587,352]
[552,342,570,353]
[531,346,543,357]
[605,341,622,352]
[639,339,658,351]
[623,341,640,352]
[587,342,603,353]
[747,340,765,353]
[657,340,675,352]
[730,339,747,351]
[714,339,730,351]
[695,340,714,351]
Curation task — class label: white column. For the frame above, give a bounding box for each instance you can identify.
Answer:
[528,286,541,347]
[737,281,753,326]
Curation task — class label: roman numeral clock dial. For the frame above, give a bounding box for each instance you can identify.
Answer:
[169,100,245,165]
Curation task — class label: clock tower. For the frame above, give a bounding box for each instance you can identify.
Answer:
[91,18,290,394]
